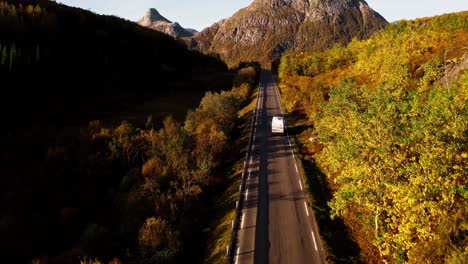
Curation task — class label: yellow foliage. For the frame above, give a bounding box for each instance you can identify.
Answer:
[279,11,468,263]
[141,157,164,179]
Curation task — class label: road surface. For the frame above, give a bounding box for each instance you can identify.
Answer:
[235,70,324,264]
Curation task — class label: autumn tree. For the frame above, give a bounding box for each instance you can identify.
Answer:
[138,217,178,262]
[192,118,227,182]
[279,11,468,263]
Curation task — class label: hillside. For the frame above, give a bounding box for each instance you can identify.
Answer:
[278,11,468,263]
[191,0,388,66]
[0,0,227,129]
[138,8,197,38]
[0,0,242,263]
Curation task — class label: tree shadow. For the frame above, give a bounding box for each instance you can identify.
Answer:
[302,158,363,263]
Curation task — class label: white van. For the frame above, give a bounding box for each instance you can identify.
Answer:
[271,116,285,135]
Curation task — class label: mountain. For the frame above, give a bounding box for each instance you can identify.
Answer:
[138,8,197,38]
[191,0,388,66]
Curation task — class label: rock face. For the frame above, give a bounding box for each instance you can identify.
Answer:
[192,0,388,66]
[138,8,197,38]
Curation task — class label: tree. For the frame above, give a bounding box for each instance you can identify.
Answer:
[1,45,7,65]
[9,42,16,71]
[33,5,42,16]
[192,118,227,182]
[138,217,178,261]
[26,5,33,15]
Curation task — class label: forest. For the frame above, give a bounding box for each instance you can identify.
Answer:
[0,0,227,128]
[278,12,467,263]
[0,0,261,263]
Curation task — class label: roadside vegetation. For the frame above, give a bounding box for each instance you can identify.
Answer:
[204,69,261,264]
[15,65,258,264]
[277,12,468,263]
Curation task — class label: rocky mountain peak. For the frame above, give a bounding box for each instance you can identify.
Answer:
[139,8,171,27]
[191,0,387,66]
[138,8,196,38]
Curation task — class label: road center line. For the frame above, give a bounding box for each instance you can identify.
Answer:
[311,231,318,251]
[299,180,303,191]
[245,188,249,200]
[304,202,309,216]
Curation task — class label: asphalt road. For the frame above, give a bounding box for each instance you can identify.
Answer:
[235,70,324,264]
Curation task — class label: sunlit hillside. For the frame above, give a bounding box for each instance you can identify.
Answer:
[278,11,467,263]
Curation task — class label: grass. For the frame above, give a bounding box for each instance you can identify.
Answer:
[204,87,259,264]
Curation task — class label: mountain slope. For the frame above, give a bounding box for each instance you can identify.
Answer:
[138,8,196,38]
[0,0,229,262]
[192,0,388,66]
[278,11,468,263]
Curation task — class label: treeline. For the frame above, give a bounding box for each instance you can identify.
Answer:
[3,65,259,263]
[278,12,467,263]
[0,0,227,128]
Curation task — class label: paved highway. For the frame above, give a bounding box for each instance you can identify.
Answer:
[235,70,324,264]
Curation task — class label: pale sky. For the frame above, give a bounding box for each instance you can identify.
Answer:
[58,0,468,31]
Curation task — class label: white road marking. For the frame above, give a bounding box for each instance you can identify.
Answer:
[252,145,255,151]
[289,141,292,147]
[292,152,296,159]
[241,212,246,229]
[299,180,303,191]
[235,247,240,264]
[245,188,249,200]
[250,157,253,163]
[304,202,309,216]
[311,231,318,251]
[295,164,299,173]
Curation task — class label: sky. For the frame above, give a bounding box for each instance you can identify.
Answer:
[58,0,468,31]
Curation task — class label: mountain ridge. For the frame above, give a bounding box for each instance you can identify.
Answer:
[191,0,388,66]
